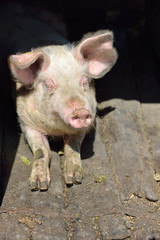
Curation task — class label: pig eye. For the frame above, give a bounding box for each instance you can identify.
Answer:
[45,78,57,94]
[80,76,89,91]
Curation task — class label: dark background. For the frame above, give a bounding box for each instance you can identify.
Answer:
[0,0,159,98]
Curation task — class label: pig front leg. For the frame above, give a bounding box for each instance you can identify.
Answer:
[22,126,51,191]
[63,133,85,185]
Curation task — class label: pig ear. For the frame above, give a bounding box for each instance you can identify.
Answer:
[74,30,118,79]
[9,51,49,85]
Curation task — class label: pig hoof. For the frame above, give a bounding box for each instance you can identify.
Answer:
[29,159,50,191]
[65,176,73,185]
[30,179,50,191]
[65,175,82,185]
[30,181,39,191]
[40,181,49,191]
[64,164,83,185]
[75,175,82,184]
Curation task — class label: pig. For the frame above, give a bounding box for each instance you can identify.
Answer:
[8,30,118,191]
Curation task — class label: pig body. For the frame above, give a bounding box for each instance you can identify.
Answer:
[9,27,118,190]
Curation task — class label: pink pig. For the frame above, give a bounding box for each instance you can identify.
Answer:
[8,30,118,191]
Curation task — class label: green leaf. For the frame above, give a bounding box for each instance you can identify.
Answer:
[21,156,31,165]
[94,175,107,183]
[58,150,64,156]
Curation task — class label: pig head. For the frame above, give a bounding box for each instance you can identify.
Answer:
[8,30,118,190]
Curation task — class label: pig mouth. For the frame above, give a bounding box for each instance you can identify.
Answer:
[68,108,93,129]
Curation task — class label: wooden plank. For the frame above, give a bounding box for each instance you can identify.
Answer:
[95,29,158,202]
[74,216,97,240]
[63,118,123,216]
[142,103,160,174]
[61,118,130,239]
[1,116,129,239]
[1,135,67,239]
[99,99,158,202]
[128,34,160,181]
[98,214,130,240]
[0,100,67,238]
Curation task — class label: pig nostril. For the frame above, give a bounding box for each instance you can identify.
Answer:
[72,114,92,121]
[72,115,79,120]
[86,115,91,119]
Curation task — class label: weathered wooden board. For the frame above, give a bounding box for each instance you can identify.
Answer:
[128,32,160,184]
[96,29,158,202]
[99,98,158,202]
[62,118,130,239]
[0,113,130,239]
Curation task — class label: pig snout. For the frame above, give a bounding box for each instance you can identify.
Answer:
[64,97,94,129]
[69,108,93,129]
